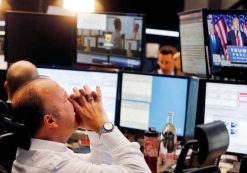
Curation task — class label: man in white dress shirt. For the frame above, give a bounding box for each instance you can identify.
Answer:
[11,78,151,173]
[155,46,177,76]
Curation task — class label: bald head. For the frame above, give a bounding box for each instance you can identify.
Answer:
[12,78,48,136]
[12,78,77,140]
[5,60,39,100]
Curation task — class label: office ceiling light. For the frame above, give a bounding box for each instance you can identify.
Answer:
[145,28,179,37]
[63,0,95,13]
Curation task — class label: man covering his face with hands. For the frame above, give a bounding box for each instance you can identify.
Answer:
[11,78,151,173]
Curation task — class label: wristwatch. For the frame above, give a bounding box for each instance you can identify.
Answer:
[99,122,114,137]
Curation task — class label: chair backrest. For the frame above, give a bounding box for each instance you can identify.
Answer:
[1,117,31,149]
[195,121,229,165]
[240,155,247,173]
[175,121,229,173]
[0,132,16,173]
[186,165,220,173]
[0,118,31,173]
[0,100,10,119]
[0,165,8,173]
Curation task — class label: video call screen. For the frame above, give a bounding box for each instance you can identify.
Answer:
[204,82,247,155]
[76,13,144,70]
[38,68,119,124]
[119,73,188,136]
[206,13,247,69]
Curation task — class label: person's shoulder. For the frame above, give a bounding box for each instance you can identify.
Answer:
[240,30,246,35]
[227,30,234,39]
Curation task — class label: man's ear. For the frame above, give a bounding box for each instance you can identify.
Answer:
[43,114,58,129]
[4,81,8,92]
[4,81,11,100]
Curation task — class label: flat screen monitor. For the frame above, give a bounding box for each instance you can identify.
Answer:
[204,10,247,79]
[37,67,119,124]
[118,72,189,137]
[179,9,209,76]
[76,12,145,70]
[204,81,247,155]
[5,11,77,67]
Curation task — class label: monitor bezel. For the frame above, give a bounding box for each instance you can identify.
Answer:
[37,65,120,125]
[199,79,247,156]
[4,10,77,68]
[75,11,146,71]
[116,71,190,140]
[203,9,247,80]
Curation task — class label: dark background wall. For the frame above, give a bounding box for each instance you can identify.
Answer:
[0,0,185,31]
[1,0,245,30]
[0,0,244,53]
[97,0,184,31]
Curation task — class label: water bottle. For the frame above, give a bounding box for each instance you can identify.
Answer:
[144,127,159,173]
[157,112,177,172]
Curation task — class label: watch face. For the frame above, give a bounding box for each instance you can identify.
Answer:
[104,122,113,130]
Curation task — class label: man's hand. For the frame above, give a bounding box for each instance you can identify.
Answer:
[69,86,109,133]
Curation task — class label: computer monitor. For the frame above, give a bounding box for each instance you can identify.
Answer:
[37,67,119,124]
[179,9,209,77]
[5,11,77,67]
[204,10,247,79]
[76,12,145,70]
[203,81,247,155]
[185,77,201,139]
[118,72,189,137]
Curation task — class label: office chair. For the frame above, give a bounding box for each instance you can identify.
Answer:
[0,100,10,119]
[175,121,229,173]
[0,117,31,173]
[0,165,8,173]
[240,155,247,173]
[185,165,220,173]
[0,132,15,173]
[0,100,11,135]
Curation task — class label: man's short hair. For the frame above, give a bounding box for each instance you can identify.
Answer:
[159,46,177,56]
[114,18,121,29]
[232,17,239,24]
[135,23,139,29]
[12,78,46,137]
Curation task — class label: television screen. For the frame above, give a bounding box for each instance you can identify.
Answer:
[76,12,145,70]
[204,81,247,155]
[118,72,189,137]
[204,10,247,78]
[37,67,119,124]
[179,9,209,76]
[5,11,77,67]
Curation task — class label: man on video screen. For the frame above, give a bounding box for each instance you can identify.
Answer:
[227,17,247,46]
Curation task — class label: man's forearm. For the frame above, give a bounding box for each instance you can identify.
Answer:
[88,127,151,173]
